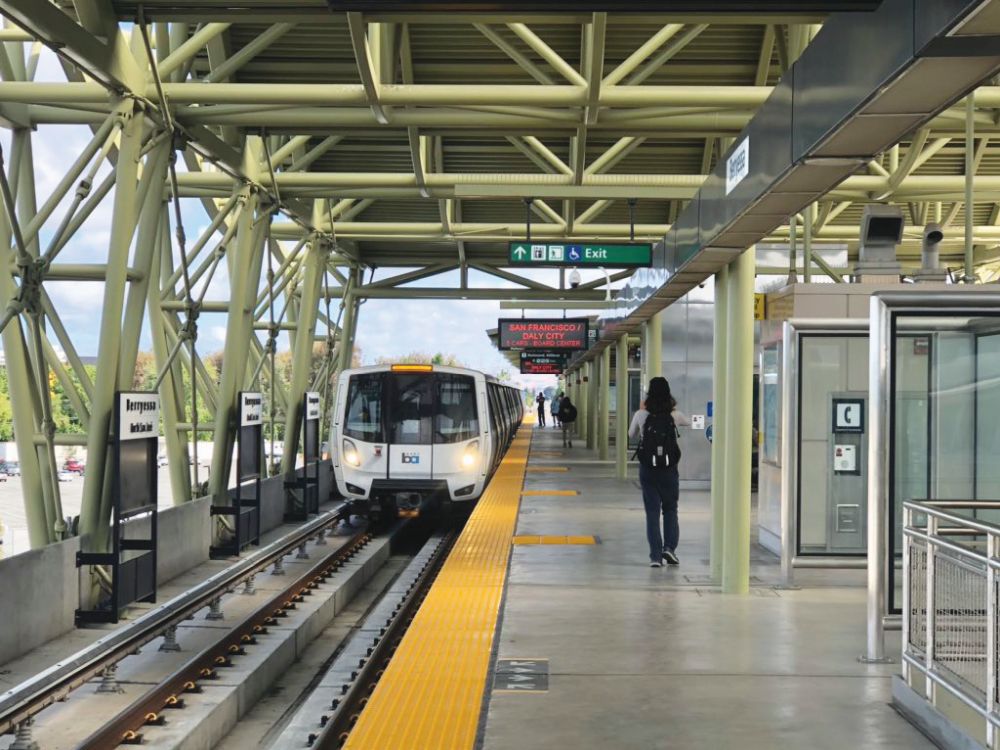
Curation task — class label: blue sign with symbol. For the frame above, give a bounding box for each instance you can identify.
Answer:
[707,401,713,417]
[567,245,582,262]
[706,424,713,443]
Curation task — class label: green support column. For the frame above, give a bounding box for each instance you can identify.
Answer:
[209,187,266,506]
[80,102,145,549]
[598,346,610,461]
[710,265,729,582]
[148,206,191,505]
[577,367,587,443]
[645,310,662,385]
[281,226,330,474]
[337,269,360,374]
[721,250,755,595]
[587,355,601,450]
[615,333,628,479]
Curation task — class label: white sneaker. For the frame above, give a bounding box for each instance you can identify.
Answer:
[649,560,663,568]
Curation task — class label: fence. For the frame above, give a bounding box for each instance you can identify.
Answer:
[902,500,1000,748]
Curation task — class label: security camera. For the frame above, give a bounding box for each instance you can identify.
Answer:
[568,268,581,289]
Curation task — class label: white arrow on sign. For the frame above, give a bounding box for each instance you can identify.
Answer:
[506,667,536,674]
[513,245,527,259]
[504,682,537,690]
[508,674,534,682]
[507,661,541,667]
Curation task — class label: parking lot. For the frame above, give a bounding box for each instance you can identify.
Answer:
[0,463,209,557]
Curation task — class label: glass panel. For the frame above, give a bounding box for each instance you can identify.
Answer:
[889,314,1000,612]
[390,374,433,445]
[435,375,479,443]
[344,373,383,442]
[797,334,868,555]
[761,344,780,464]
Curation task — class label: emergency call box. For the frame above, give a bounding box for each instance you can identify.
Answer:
[833,444,859,475]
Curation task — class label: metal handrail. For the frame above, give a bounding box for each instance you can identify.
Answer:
[0,504,347,735]
[902,499,1000,747]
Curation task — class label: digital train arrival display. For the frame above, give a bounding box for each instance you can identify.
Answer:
[498,318,589,351]
[520,352,568,374]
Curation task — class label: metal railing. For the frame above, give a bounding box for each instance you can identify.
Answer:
[902,500,1000,748]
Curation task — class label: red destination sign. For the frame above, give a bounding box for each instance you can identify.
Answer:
[519,352,568,375]
[498,318,589,351]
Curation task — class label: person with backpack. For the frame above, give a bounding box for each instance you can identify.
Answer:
[558,395,577,447]
[535,392,547,427]
[628,377,691,567]
[550,391,561,428]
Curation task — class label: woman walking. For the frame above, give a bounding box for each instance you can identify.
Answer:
[628,377,691,568]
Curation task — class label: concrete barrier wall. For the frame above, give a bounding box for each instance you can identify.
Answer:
[0,536,80,665]
[156,497,212,583]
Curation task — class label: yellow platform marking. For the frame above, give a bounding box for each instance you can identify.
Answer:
[344,428,532,750]
[513,535,597,545]
[526,466,569,473]
[521,490,578,496]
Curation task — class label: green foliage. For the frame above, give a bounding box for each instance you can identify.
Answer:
[374,351,468,368]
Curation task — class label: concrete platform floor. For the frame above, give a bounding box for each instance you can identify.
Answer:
[480,426,932,750]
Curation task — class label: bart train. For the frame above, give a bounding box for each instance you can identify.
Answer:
[330,364,523,518]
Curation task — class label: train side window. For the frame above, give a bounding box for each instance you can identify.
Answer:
[344,374,384,442]
[435,374,479,443]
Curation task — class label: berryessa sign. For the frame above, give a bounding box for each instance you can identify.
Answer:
[498,318,589,351]
[305,391,321,421]
[726,137,749,195]
[240,392,263,427]
[118,392,159,441]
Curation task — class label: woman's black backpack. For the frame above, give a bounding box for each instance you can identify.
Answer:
[636,412,681,468]
[560,403,577,423]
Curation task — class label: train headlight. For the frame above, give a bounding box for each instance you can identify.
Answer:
[462,441,479,468]
[343,439,361,467]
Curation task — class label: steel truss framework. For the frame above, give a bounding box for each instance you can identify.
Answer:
[0,5,1000,554]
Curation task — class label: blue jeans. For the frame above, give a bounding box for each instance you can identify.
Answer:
[639,463,680,562]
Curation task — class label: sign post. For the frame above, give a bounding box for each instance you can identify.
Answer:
[76,392,160,624]
[508,242,652,268]
[211,392,263,557]
[498,318,589,351]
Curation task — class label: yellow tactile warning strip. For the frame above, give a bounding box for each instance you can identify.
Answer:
[521,489,578,496]
[344,426,532,750]
[525,466,569,473]
[512,535,597,545]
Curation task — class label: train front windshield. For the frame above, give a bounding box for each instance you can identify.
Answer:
[344,372,479,444]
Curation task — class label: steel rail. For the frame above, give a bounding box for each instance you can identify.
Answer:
[76,523,373,750]
[0,505,350,737]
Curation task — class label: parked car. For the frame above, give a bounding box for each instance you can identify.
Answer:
[57,470,74,482]
[0,472,7,482]
[1,462,20,477]
[63,458,85,475]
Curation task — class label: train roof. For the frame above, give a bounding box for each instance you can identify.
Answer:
[339,364,520,389]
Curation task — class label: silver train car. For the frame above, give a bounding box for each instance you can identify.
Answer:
[330,364,523,518]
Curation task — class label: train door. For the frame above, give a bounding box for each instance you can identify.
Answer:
[388,373,433,479]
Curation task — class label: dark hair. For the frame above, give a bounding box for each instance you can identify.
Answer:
[645,376,676,415]
[561,396,572,407]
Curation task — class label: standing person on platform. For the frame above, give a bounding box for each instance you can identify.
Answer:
[628,377,691,567]
[558,395,577,448]
[551,391,561,429]
[535,391,547,427]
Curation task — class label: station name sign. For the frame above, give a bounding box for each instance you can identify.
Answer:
[119,392,160,441]
[508,241,652,268]
[306,391,321,421]
[520,352,568,375]
[498,318,589,351]
[240,392,263,427]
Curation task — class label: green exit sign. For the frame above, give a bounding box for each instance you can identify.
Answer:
[508,241,652,268]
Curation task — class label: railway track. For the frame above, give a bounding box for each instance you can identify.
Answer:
[0,505,361,745]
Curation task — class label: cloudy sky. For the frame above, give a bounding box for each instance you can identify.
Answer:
[0,48,623,391]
